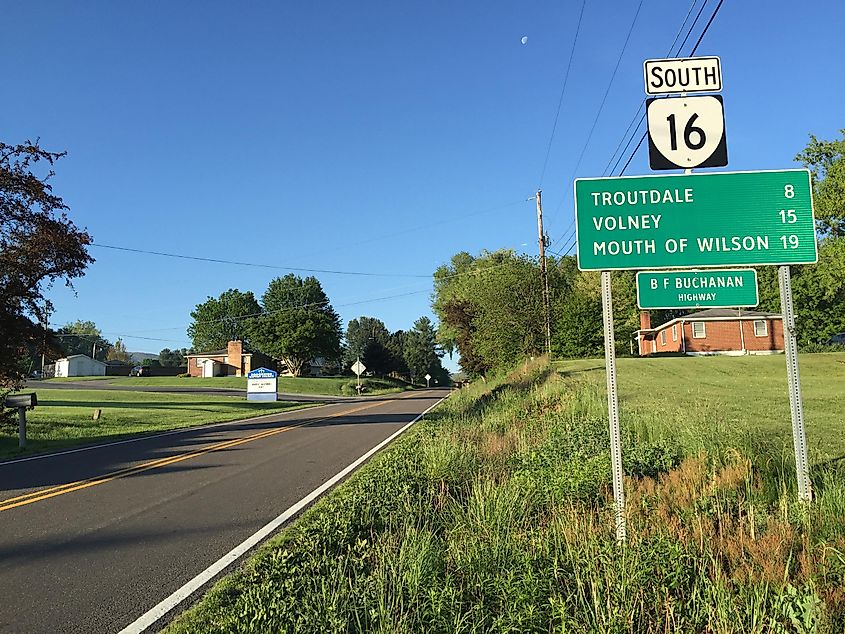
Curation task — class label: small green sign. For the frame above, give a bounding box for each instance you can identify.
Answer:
[637,269,758,309]
[574,169,817,271]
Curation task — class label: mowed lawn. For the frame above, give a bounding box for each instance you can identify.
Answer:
[559,352,845,461]
[0,389,313,459]
[47,375,410,396]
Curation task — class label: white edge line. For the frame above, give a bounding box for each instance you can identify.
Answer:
[118,394,447,634]
[0,402,334,467]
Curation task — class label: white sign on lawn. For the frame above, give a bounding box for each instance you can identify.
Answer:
[247,367,277,402]
[351,360,366,376]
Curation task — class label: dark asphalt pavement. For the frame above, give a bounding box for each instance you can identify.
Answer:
[0,389,447,633]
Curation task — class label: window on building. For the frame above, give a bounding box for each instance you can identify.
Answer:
[660,330,667,345]
[692,322,706,338]
[754,320,768,337]
[672,325,678,341]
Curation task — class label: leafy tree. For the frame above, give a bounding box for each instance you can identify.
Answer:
[107,338,131,363]
[187,289,260,352]
[1,140,92,394]
[795,129,845,237]
[433,250,547,375]
[56,319,111,361]
[141,358,162,367]
[248,275,342,376]
[386,329,410,377]
[553,289,604,358]
[159,347,189,367]
[344,316,394,375]
[403,316,446,383]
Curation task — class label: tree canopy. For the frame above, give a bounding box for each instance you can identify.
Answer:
[248,275,342,376]
[159,348,189,367]
[344,316,396,376]
[56,320,111,361]
[187,289,261,352]
[796,129,845,237]
[1,140,92,391]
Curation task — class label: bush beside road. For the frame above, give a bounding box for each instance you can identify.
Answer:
[167,354,845,633]
[0,389,314,459]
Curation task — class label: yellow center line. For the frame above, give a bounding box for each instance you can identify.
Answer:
[0,398,392,513]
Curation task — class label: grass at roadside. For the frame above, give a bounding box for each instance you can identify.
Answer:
[45,375,411,396]
[167,354,845,633]
[0,389,313,459]
[566,353,845,459]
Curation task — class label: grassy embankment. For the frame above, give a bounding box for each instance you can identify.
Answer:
[0,390,314,459]
[168,354,845,633]
[46,375,411,396]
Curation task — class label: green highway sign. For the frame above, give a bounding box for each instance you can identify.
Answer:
[636,269,758,309]
[574,169,817,271]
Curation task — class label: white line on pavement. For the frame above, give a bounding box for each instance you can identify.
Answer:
[118,395,446,634]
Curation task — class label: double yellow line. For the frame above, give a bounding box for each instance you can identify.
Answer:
[0,398,391,513]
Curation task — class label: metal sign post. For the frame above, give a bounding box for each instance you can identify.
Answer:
[601,271,626,543]
[778,265,812,502]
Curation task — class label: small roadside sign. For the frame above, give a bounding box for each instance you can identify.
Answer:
[643,56,721,95]
[247,367,277,402]
[647,95,727,170]
[636,269,758,309]
[351,360,366,376]
[424,373,432,387]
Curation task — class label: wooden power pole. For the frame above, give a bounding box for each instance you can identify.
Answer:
[536,190,552,356]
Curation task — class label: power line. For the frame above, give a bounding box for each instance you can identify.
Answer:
[545,0,644,252]
[550,0,723,251]
[537,0,587,189]
[617,0,726,177]
[564,0,645,185]
[91,243,430,278]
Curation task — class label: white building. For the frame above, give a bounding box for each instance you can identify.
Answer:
[54,355,107,377]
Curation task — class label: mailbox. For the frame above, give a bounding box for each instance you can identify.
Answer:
[4,393,37,409]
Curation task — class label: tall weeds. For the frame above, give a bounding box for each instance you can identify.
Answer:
[168,359,845,633]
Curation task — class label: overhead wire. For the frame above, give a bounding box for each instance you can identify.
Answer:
[615,0,726,181]
[536,0,587,190]
[556,0,727,258]
[549,0,706,252]
[544,0,645,253]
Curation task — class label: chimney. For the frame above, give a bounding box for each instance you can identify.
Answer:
[639,311,651,330]
[227,340,243,376]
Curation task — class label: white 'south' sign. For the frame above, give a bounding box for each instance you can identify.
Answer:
[643,56,722,95]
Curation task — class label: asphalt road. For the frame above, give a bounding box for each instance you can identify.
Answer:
[24,379,365,402]
[0,389,447,633]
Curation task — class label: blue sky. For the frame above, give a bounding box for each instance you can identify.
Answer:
[3,1,843,371]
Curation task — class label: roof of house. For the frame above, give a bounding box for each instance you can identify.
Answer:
[186,349,254,358]
[638,308,782,335]
[681,308,780,319]
[58,355,106,364]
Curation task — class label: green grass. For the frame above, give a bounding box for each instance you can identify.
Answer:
[46,375,411,396]
[0,389,314,459]
[565,353,845,460]
[165,355,845,633]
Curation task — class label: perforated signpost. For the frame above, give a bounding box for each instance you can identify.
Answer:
[577,57,817,544]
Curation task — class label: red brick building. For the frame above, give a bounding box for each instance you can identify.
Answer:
[185,340,274,377]
[637,308,784,356]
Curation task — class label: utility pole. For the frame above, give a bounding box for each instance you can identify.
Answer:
[40,305,49,375]
[536,190,552,356]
